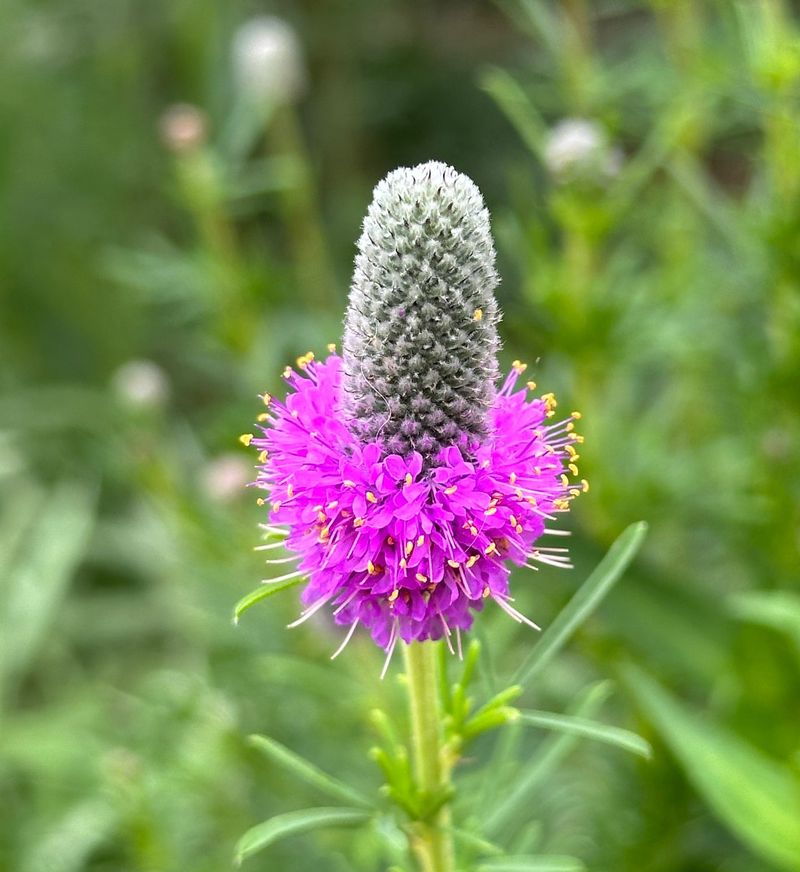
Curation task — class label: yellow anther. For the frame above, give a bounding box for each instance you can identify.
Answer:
[388,589,399,602]
[485,507,497,516]
[444,485,457,495]
[554,498,569,510]
[368,561,383,576]
[541,392,557,411]
[256,498,265,506]
[575,434,585,443]
[466,554,479,568]
[560,474,570,487]
[239,433,253,447]
[327,500,338,509]
[509,472,517,484]
[317,511,326,524]
[473,307,483,321]
[512,359,528,373]
[404,473,413,485]
[526,380,537,391]
[485,542,498,556]
[343,479,356,488]
[262,393,272,407]
[566,422,575,432]
[327,343,337,353]
[296,351,315,369]
[399,558,407,569]
[416,535,425,547]
[469,525,478,536]
[258,450,268,463]
[447,559,461,569]
[565,444,577,457]
[515,524,523,534]
[257,412,269,422]
[320,525,330,540]
[569,463,579,476]
[405,541,414,556]
[570,489,580,497]
[416,573,428,583]
[366,491,378,504]
[482,586,491,599]
[571,411,582,420]
[282,366,293,378]
[271,500,281,511]
[285,484,293,499]
[353,516,365,528]
[509,515,517,527]
[581,479,590,492]
[546,410,555,418]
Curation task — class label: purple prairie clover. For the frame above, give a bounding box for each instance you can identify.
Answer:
[245,162,586,665]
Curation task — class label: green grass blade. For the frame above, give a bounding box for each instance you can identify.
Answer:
[248,734,373,808]
[730,590,800,651]
[624,664,800,871]
[478,856,586,872]
[517,710,652,759]
[234,807,371,865]
[479,67,548,159]
[0,481,95,696]
[233,577,303,624]
[513,522,648,687]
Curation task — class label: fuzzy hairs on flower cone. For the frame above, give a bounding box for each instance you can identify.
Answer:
[245,161,586,673]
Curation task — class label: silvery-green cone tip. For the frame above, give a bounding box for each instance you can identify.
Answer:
[342,160,501,462]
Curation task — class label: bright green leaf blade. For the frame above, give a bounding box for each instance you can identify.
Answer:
[479,67,548,159]
[478,855,586,872]
[0,481,95,695]
[624,664,800,871]
[248,734,373,808]
[233,577,303,624]
[730,590,800,650]
[513,522,648,687]
[517,710,652,759]
[485,681,611,835]
[234,807,371,865]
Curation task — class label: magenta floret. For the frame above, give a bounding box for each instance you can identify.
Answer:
[250,354,585,658]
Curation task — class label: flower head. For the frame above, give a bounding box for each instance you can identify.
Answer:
[232,16,306,105]
[543,117,622,182]
[247,162,584,664]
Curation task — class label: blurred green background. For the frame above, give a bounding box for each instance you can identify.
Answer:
[2,1,799,870]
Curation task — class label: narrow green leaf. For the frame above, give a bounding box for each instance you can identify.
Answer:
[233,576,303,623]
[235,807,371,865]
[517,710,652,759]
[479,67,548,159]
[478,855,586,872]
[0,481,95,694]
[449,826,504,857]
[248,734,373,808]
[730,590,800,651]
[514,522,648,687]
[485,681,611,835]
[624,664,800,871]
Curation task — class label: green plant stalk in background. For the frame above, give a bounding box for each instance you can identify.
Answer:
[403,642,456,872]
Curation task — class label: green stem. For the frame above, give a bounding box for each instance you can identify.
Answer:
[403,641,456,872]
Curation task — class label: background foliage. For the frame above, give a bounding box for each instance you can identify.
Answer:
[1,1,799,870]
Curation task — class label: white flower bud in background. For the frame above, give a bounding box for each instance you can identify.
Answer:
[159,103,207,153]
[232,16,306,104]
[111,360,169,411]
[202,454,251,503]
[543,117,623,182]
